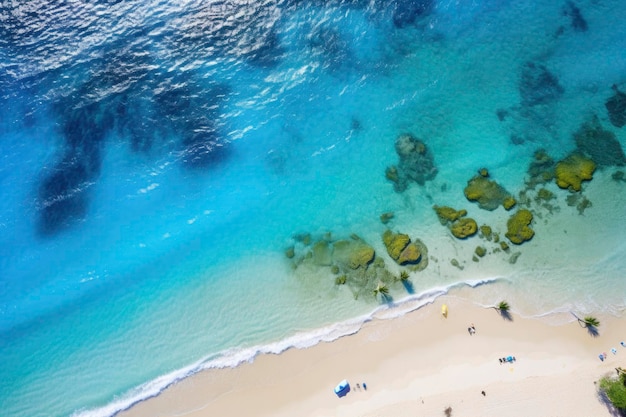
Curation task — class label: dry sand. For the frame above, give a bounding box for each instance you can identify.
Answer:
[120,295,626,417]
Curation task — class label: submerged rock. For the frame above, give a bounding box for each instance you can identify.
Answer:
[605,85,626,128]
[519,62,564,107]
[505,209,534,244]
[382,230,411,261]
[333,240,375,270]
[386,133,437,192]
[464,170,513,211]
[450,218,478,239]
[433,205,467,225]
[397,242,422,265]
[382,230,428,269]
[562,1,588,32]
[312,240,333,266]
[526,149,556,187]
[574,116,626,167]
[380,212,395,224]
[555,153,596,191]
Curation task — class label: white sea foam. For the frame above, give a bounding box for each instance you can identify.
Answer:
[72,278,502,417]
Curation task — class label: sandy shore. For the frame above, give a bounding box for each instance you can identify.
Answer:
[120,294,626,417]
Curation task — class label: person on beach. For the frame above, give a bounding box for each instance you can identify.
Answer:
[481,390,486,396]
[468,327,473,335]
[471,323,476,334]
[356,383,361,390]
[363,382,367,390]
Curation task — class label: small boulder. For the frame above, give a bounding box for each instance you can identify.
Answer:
[380,212,395,224]
[450,218,478,239]
[433,205,467,225]
[480,225,493,241]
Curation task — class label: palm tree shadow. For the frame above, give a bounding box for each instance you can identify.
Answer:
[586,325,600,337]
[401,279,415,294]
[381,293,394,304]
[499,309,513,321]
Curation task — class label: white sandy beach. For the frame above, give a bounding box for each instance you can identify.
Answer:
[120,294,626,417]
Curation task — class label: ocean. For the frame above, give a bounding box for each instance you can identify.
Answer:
[1,0,625,416]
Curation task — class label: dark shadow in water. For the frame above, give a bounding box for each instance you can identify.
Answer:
[401,279,415,294]
[37,154,93,236]
[391,0,435,28]
[519,61,564,107]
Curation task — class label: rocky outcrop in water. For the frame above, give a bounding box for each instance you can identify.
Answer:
[505,209,534,244]
[385,133,437,192]
[382,229,428,269]
[464,169,514,211]
[555,153,596,192]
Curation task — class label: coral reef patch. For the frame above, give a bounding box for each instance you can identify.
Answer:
[505,209,534,244]
[385,133,437,192]
[464,169,513,211]
[555,153,596,192]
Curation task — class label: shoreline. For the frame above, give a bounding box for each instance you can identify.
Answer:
[118,292,625,417]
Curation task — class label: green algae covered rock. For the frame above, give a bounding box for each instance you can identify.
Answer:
[348,243,375,269]
[332,240,375,270]
[397,242,421,265]
[382,230,410,260]
[380,212,395,224]
[285,246,295,259]
[505,209,534,244]
[479,225,492,241]
[503,196,517,210]
[555,153,596,191]
[450,218,478,239]
[433,205,467,225]
[464,170,512,211]
[475,246,487,257]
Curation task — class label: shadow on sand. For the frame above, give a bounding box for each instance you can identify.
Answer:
[498,309,513,321]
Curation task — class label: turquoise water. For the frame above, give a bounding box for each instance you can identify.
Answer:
[1,1,625,416]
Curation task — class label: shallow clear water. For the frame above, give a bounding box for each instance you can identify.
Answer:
[1,1,625,416]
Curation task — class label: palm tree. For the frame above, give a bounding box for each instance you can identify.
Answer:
[572,313,600,336]
[494,300,509,312]
[581,316,600,328]
[399,271,410,281]
[373,282,389,298]
[492,300,512,320]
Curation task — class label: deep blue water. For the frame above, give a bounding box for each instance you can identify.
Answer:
[1,1,626,416]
